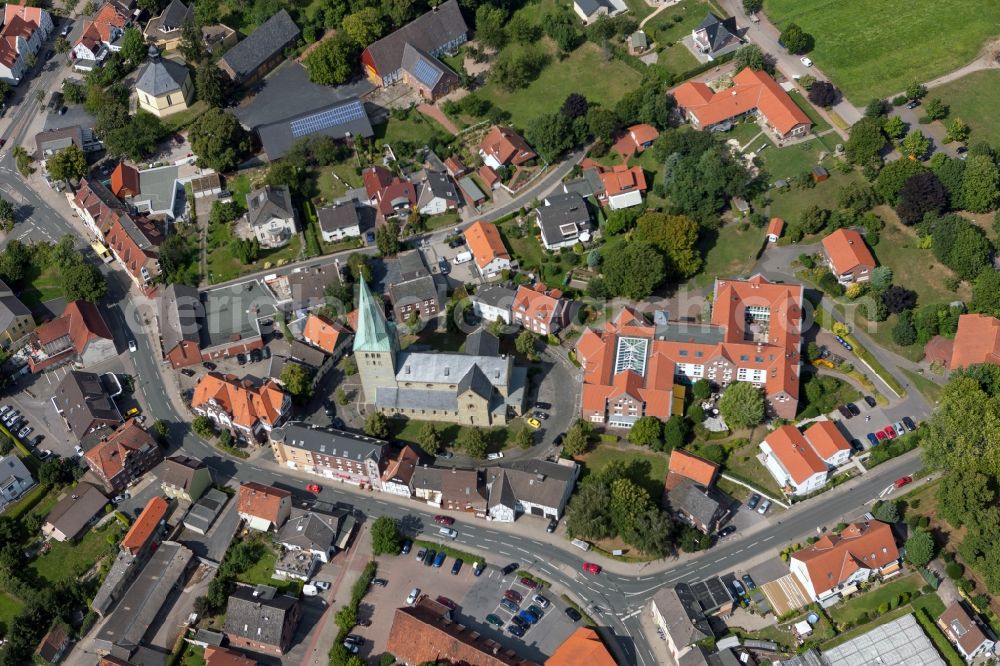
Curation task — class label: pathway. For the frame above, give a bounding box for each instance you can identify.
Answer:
[890,38,1000,98]
[638,0,681,30]
[418,103,460,135]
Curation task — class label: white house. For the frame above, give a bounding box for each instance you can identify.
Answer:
[486,460,579,523]
[464,220,512,281]
[276,512,342,564]
[415,171,460,216]
[471,284,515,326]
[317,202,363,243]
[69,36,107,71]
[759,425,829,496]
[0,455,35,509]
[245,186,297,249]
[0,5,52,84]
[0,48,26,84]
[803,420,852,468]
[789,521,900,601]
[573,0,627,24]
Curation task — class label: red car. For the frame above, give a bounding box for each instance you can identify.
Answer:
[504,590,523,603]
[519,577,539,589]
[582,562,602,574]
[883,426,897,440]
[436,595,457,610]
[894,475,913,489]
[433,515,455,526]
[876,430,888,442]
[306,483,321,493]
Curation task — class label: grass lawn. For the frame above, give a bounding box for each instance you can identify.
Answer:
[725,120,766,148]
[373,114,450,148]
[928,70,1000,147]
[758,138,829,182]
[17,263,64,309]
[229,172,254,205]
[764,0,1000,102]
[207,235,302,284]
[498,222,574,287]
[179,644,206,666]
[902,368,944,404]
[828,574,922,625]
[478,41,643,128]
[237,541,302,596]
[389,418,518,454]
[912,591,946,618]
[692,221,765,288]
[31,521,123,583]
[768,170,863,223]
[0,592,22,636]
[575,444,669,501]
[623,0,656,20]
[656,44,701,76]
[314,162,362,206]
[162,100,209,133]
[722,438,783,497]
[643,0,710,46]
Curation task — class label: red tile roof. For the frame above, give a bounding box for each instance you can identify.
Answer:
[237,482,291,526]
[674,68,811,136]
[599,164,646,197]
[122,496,169,556]
[627,123,659,148]
[938,601,991,657]
[362,166,393,200]
[479,165,499,188]
[34,300,113,350]
[464,220,510,269]
[4,4,47,28]
[374,177,416,216]
[204,646,257,666]
[546,627,615,666]
[479,126,536,167]
[667,449,719,488]
[104,215,161,283]
[803,420,851,461]
[2,15,36,40]
[444,155,467,177]
[950,314,1000,369]
[763,425,828,485]
[767,217,784,238]
[111,163,140,197]
[302,314,346,354]
[387,603,533,666]
[191,373,288,430]
[822,228,876,276]
[84,419,158,484]
[512,284,563,329]
[791,521,899,597]
[382,445,419,487]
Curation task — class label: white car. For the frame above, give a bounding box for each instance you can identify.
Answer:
[74,445,85,457]
[315,581,331,591]
[0,405,9,416]
[407,588,420,605]
[128,340,137,352]
[800,56,813,67]
[486,452,504,461]
[17,426,31,439]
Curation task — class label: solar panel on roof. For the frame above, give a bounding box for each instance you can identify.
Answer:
[411,58,442,87]
[289,101,366,138]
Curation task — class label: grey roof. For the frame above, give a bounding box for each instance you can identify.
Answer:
[257,97,374,161]
[159,283,201,354]
[317,202,361,234]
[276,509,346,553]
[199,280,277,350]
[182,487,228,533]
[246,185,293,230]
[0,456,32,496]
[94,542,193,654]
[695,13,745,55]
[490,459,579,510]
[629,30,648,48]
[457,364,493,400]
[363,0,467,76]
[654,319,727,345]
[289,339,327,368]
[387,250,442,311]
[233,61,374,130]
[536,192,591,245]
[472,284,516,310]
[270,422,386,463]
[396,350,509,388]
[666,477,726,530]
[375,387,458,412]
[35,125,84,157]
[651,585,713,648]
[823,613,944,666]
[136,164,181,216]
[0,279,30,334]
[44,483,107,540]
[219,9,299,83]
[389,249,432,283]
[157,0,192,31]
[53,371,121,439]
[161,455,209,494]
[417,170,460,206]
[224,585,299,648]
[458,175,485,202]
[575,0,619,18]
[465,328,499,357]
[135,54,189,96]
[487,470,517,512]
[400,42,456,90]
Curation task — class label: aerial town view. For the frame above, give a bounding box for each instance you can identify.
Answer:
[0,0,999,664]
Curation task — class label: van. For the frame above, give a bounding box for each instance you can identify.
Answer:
[571,538,591,552]
[453,251,473,264]
[439,527,457,539]
[302,584,318,596]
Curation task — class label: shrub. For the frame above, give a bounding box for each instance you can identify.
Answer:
[945,562,964,579]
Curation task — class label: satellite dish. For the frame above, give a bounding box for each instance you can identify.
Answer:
[580,232,591,242]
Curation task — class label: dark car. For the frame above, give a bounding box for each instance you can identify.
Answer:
[535,402,551,410]
[262,346,271,359]
[371,578,388,587]
[423,549,437,566]
[546,519,558,533]
[837,405,853,419]
[834,335,853,352]
[717,525,737,539]
[202,361,217,370]
[324,401,334,416]
[436,596,457,610]
[519,577,538,589]
[504,590,523,604]
[473,561,485,576]
[510,615,529,629]
[864,395,877,408]
[501,563,519,576]
[236,353,247,365]
[345,634,364,645]
[742,574,756,590]
[565,607,582,622]
[451,558,463,575]
[867,432,880,448]
[180,368,195,377]
[249,349,262,363]
[847,403,861,416]
[400,539,412,555]
[433,551,447,568]
[332,417,345,429]
[903,416,917,431]
[906,100,920,109]
[499,598,519,613]
[850,439,864,453]
[747,494,761,510]
[508,624,525,637]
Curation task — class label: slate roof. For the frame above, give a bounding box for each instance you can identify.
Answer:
[44,482,107,540]
[651,585,712,648]
[363,0,467,76]
[53,371,121,439]
[162,455,209,495]
[276,510,344,553]
[489,459,579,510]
[245,186,293,229]
[159,283,201,355]
[157,0,191,31]
[400,42,456,91]
[135,52,189,97]
[536,192,591,245]
[35,126,84,157]
[472,283,516,310]
[257,98,373,161]
[270,422,387,464]
[317,202,361,234]
[183,487,228,534]
[417,170,460,206]
[224,585,299,649]
[695,13,745,54]
[219,9,299,83]
[0,279,31,334]
[666,477,726,529]
[465,327,499,357]
[387,250,440,310]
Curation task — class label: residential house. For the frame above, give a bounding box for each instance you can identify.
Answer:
[759,425,829,496]
[266,340,335,391]
[572,0,627,24]
[123,497,170,557]
[626,30,647,55]
[84,419,163,493]
[362,166,417,220]
[411,466,487,513]
[458,176,486,207]
[464,220,512,280]
[802,420,852,467]
[158,283,202,368]
[623,123,659,155]
[5,5,54,42]
[947,314,1000,369]
[269,422,387,489]
[134,46,194,117]
[42,482,108,542]
[386,598,527,666]
[486,459,580,522]
[360,0,467,88]
[387,249,443,322]
[237,482,292,531]
[674,68,812,139]
[536,193,592,250]
[789,520,901,601]
[191,373,291,439]
[35,125,101,159]
[245,186,297,249]
[224,585,301,656]
[479,164,500,191]
[822,228,877,284]
[0,279,34,350]
[650,586,714,665]
[276,508,353,564]
[662,449,731,534]
[938,601,996,663]
[34,622,71,665]
[103,213,163,288]
[69,177,129,239]
[381,445,420,497]
[400,42,460,101]
[596,164,647,210]
[204,647,257,666]
[444,155,467,178]
[767,217,784,242]
[316,202,363,243]
[511,284,569,335]
[302,314,351,358]
[479,126,536,170]
[0,4,53,84]
[161,455,213,502]
[27,299,118,372]
[142,0,193,50]
[415,170,461,216]
[51,370,122,441]
[575,275,804,425]
[72,3,129,71]
[110,162,139,197]
[691,13,746,59]
[0,455,34,509]
[471,284,516,326]
[548,627,616,666]
[217,9,299,86]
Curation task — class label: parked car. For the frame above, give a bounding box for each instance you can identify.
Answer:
[60,22,71,37]
[38,450,52,460]
[486,452,504,461]
[731,580,747,597]
[504,590,523,603]
[486,614,503,627]
[500,598,520,613]
[508,624,525,637]
[438,527,458,539]
[473,561,485,576]
[747,494,761,510]
[74,445,85,456]
[519,577,538,589]
[834,335,853,351]
[526,417,541,429]
[128,340,137,352]
[249,349,262,363]
[757,500,771,515]
[528,604,544,619]
[451,558,463,575]
[535,401,552,410]
[906,100,920,110]
[436,596,456,610]
[315,581,331,591]
[180,368,195,377]
[884,425,897,440]
[401,539,412,555]
[432,551,447,567]
[894,421,907,437]
[262,347,271,359]
[864,395,877,408]
[406,588,420,604]
[344,634,364,645]
[847,403,861,416]
[867,432,880,447]
[518,610,539,625]
[546,519,558,533]
[17,426,32,438]
[343,642,358,654]
[850,439,864,453]
[0,405,9,416]
[894,475,913,488]
[306,483,321,493]
[582,562,602,574]
[434,515,455,526]
[126,407,141,417]
[800,56,813,67]
[532,594,550,608]
[510,615,528,629]
[423,549,437,566]
[902,416,917,431]
[534,411,548,420]
[371,578,388,587]
[742,574,756,590]
[565,607,582,622]
[202,362,217,370]
[501,563,519,576]
[718,525,737,538]
[236,353,247,365]
[112,494,130,504]
[837,405,853,419]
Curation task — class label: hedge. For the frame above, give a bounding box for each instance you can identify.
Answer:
[5,483,51,519]
[915,607,965,666]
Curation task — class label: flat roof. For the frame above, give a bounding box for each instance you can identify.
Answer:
[823,614,944,666]
[136,165,180,216]
[199,279,278,350]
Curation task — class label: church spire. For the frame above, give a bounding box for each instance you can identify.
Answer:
[353,278,395,353]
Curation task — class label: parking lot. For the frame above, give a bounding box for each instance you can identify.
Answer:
[349,547,578,663]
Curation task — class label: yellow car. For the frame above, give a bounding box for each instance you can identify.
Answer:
[126,407,141,417]
[527,417,541,429]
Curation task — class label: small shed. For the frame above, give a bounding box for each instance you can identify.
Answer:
[812,165,830,182]
[767,217,785,243]
[732,197,750,215]
[627,30,648,54]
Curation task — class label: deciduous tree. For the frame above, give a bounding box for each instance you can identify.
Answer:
[845,117,886,165]
[807,81,838,107]
[188,108,250,171]
[925,97,948,120]
[417,422,441,455]
[460,428,487,458]
[874,157,926,205]
[370,516,402,555]
[343,8,384,47]
[900,130,931,159]
[561,93,589,120]
[119,27,146,65]
[961,154,1000,213]
[779,23,810,54]
[896,171,947,225]
[904,530,935,567]
[732,44,768,72]
[280,362,314,403]
[628,416,662,447]
[475,4,508,50]
[46,145,87,183]
[873,500,899,523]
[634,212,702,279]
[305,34,356,85]
[375,221,401,256]
[364,411,389,439]
[561,422,591,456]
[718,382,765,429]
[601,242,666,299]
